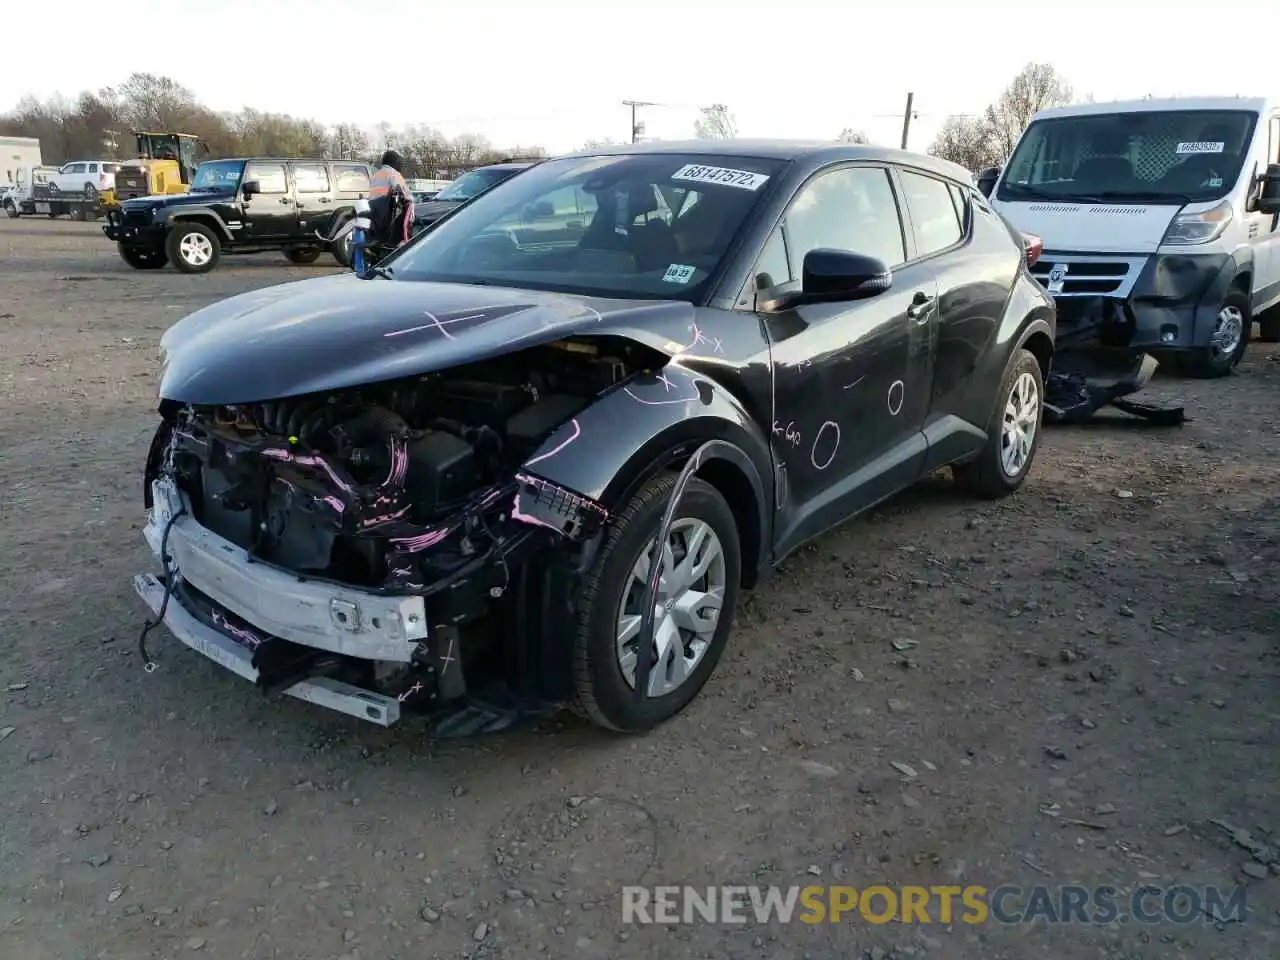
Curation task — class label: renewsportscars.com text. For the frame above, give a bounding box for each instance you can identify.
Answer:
[621,884,1247,926]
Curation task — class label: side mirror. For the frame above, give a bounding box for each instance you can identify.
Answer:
[241,180,261,197]
[1256,163,1280,215]
[976,166,1001,198]
[801,249,892,301]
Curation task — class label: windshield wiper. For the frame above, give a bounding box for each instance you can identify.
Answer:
[1081,190,1195,205]
[361,264,396,280]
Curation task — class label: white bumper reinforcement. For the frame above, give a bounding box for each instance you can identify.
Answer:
[133,573,401,726]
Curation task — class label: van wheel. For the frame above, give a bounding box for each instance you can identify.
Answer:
[166,222,221,274]
[1181,291,1250,378]
[571,474,741,733]
[1257,304,1280,343]
[284,247,322,265]
[954,348,1044,499]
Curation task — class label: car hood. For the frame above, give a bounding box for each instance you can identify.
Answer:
[123,189,234,210]
[158,274,697,405]
[413,198,463,222]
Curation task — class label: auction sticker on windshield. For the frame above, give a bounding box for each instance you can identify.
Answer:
[672,164,770,191]
[663,263,696,284]
[1176,141,1225,154]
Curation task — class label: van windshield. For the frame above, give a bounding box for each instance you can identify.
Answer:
[998,109,1258,204]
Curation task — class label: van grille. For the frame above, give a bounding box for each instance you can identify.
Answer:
[1031,252,1148,298]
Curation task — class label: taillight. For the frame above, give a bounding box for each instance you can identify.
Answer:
[1022,232,1043,268]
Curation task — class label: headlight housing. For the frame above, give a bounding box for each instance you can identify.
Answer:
[1161,200,1233,246]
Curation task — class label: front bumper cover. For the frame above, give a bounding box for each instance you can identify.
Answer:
[135,478,430,725]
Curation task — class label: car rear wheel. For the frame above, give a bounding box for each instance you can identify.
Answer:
[284,247,322,265]
[167,222,221,274]
[119,244,168,270]
[1181,291,1250,378]
[572,474,740,733]
[954,348,1044,499]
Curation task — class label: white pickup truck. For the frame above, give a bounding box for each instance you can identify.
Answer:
[49,159,120,199]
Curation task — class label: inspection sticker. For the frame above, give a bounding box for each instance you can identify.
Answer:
[663,263,697,284]
[672,164,770,191]
[1176,141,1225,154]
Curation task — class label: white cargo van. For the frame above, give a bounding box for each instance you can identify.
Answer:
[983,96,1280,377]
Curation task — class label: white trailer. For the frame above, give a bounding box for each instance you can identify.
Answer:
[1,136,42,188]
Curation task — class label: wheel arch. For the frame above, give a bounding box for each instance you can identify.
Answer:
[518,367,774,589]
[167,210,231,242]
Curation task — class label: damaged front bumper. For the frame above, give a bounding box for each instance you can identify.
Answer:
[134,477,430,726]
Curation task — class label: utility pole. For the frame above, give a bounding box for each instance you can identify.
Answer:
[900,92,915,150]
[623,100,656,143]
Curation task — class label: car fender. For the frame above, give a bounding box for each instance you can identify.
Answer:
[164,207,234,242]
[518,365,774,582]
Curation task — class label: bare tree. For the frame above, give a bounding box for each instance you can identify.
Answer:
[927,116,1002,172]
[984,62,1073,160]
[694,104,737,140]
[837,128,869,144]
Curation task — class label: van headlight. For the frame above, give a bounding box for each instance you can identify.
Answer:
[1161,200,1233,245]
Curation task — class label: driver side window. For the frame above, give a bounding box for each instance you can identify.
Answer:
[754,165,906,290]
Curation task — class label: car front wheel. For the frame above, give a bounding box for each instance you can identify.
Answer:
[572,473,741,733]
[954,347,1044,498]
[166,222,221,274]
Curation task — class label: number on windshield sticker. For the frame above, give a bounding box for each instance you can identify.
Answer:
[672,164,770,191]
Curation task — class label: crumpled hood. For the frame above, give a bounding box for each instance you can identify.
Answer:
[158,274,696,405]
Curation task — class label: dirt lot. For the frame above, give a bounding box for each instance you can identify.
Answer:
[1,218,1278,960]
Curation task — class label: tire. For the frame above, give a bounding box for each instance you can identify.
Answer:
[571,473,741,733]
[953,348,1045,499]
[331,228,353,267]
[70,203,87,222]
[3,200,17,218]
[118,244,168,270]
[1179,289,1250,378]
[1257,304,1280,344]
[284,247,322,265]
[166,221,221,274]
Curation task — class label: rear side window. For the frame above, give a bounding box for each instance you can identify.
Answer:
[293,163,330,193]
[103,163,119,173]
[334,164,371,192]
[246,163,288,194]
[899,170,962,257]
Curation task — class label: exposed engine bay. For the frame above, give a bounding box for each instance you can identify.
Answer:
[152,336,654,607]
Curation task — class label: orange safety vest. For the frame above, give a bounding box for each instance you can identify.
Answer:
[368,165,409,198]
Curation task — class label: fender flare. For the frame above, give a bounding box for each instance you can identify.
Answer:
[519,366,775,585]
[1194,247,1255,340]
[165,208,233,242]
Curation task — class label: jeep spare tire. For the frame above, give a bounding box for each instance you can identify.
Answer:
[167,221,221,274]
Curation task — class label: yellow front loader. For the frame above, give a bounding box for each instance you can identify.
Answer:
[102,133,206,212]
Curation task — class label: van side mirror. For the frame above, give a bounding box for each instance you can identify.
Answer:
[242,180,261,197]
[977,166,1001,198]
[1256,163,1280,215]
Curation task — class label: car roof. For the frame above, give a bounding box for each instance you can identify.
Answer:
[554,138,973,184]
[204,157,371,164]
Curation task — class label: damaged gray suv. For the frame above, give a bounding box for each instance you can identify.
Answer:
[134,140,1055,736]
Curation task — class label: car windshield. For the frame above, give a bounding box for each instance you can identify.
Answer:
[191,160,244,192]
[998,109,1258,204]
[434,168,516,201]
[383,153,785,300]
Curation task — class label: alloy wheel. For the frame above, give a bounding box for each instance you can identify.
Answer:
[179,232,213,267]
[615,518,727,697]
[1000,371,1040,478]
[1209,304,1244,360]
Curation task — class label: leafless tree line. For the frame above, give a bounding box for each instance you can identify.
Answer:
[0,73,547,176]
[926,62,1074,173]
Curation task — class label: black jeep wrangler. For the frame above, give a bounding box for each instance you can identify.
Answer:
[103,157,375,274]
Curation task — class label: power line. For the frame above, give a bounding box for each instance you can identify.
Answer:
[622,100,657,143]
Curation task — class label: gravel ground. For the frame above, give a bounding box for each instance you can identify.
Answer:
[1,218,1278,960]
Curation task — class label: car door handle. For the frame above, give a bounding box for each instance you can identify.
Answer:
[907,292,935,321]
[317,197,331,203]
[279,197,293,205]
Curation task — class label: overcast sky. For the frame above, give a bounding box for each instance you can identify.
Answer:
[4,0,1278,154]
